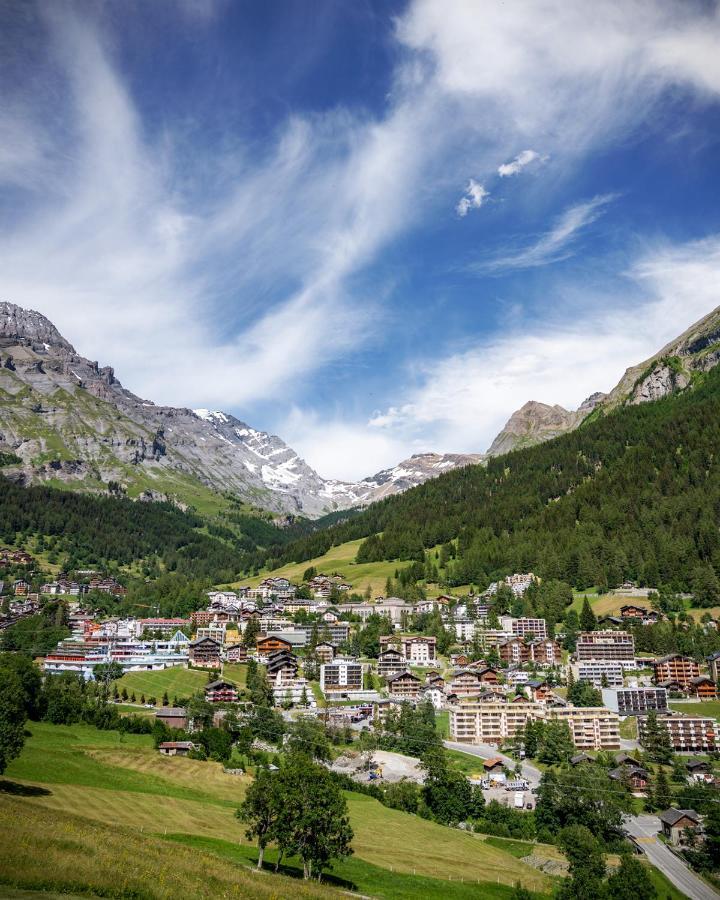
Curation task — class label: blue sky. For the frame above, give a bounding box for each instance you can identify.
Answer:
[2,0,720,480]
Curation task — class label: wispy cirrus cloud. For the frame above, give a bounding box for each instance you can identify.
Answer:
[4,1,720,480]
[472,193,617,274]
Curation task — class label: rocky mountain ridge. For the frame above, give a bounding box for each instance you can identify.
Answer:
[487,304,720,455]
[0,302,478,516]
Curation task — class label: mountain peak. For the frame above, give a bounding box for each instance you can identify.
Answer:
[0,301,75,352]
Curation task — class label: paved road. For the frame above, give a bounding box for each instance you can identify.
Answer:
[443,740,542,787]
[625,814,719,900]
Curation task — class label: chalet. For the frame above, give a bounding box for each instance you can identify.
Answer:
[377,648,405,678]
[570,752,593,766]
[476,667,501,684]
[451,653,469,668]
[158,741,196,757]
[450,669,484,698]
[225,642,248,663]
[614,752,642,768]
[427,673,445,689]
[13,579,30,596]
[387,670,422,700]
[652,654,700,688]
[686,759,713,782]
[525,680,552,703]
[609,765,649,791]
[658,678,686,695]
[256,635,293,656]
[205,680,239,703]
[155,707,188,730]
[188,637,222,668]
[315,641,336,664]
[688,675,717,699]
[658,808,702,846]
[321,610,339,623]
[320,659,363,693]
[267,649,298,678]
[620,604,648,619]
[483,757,505,774]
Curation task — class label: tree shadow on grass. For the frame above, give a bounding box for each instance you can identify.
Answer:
[261,859,356,891]
[0,779,52,797]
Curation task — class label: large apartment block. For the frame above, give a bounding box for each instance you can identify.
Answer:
[576,630,635,664]
[499,616,548,640]
[601,686,668,715]
[320,659,364,693]
[639,713,717,752]
[450,701,620,750]
[546,706,621,750]
[574,660,625,688]
[652,654,700,688]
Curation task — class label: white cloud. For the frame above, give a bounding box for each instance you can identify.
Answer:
[456,179,489,216]
[497,149,541,177]
[475,193,616,272]
[368,235,720,457]
[280,408,413,481]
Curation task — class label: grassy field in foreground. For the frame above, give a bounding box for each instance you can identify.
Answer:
[3,721,551,895]
[0,793,337,900]
[167,833,531,900]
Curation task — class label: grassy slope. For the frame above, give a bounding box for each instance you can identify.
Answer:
[3,721,551,896]
[113,667,211,703]
[669,700,720,720]
[236,537,471,598]
[0,793,336,900]
[113,663,248,705]
[234,538,400,596]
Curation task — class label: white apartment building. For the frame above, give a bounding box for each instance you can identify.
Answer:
[574,660,625,688]
[450,701,620,750]
[320,659,364,693]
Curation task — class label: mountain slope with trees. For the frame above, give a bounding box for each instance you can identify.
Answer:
[263,361,720,598]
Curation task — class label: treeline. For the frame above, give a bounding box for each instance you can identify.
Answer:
[265,365,720,594]
[0,476,243,580]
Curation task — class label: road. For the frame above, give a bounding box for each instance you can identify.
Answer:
[443,740,542,787]
[625,814,719,900]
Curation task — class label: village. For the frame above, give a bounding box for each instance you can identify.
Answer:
[4,553,720,880]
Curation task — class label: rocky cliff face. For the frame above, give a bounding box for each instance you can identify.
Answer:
[485,304,720,456]
[0,302,480,516]
[487,394,606,457]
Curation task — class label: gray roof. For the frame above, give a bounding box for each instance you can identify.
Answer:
[659,808,701,827]
[155,707,186,717]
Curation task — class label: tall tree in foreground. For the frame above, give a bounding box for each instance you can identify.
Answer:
[236,768,279,870]
[0,666,27,774]
[278,753,354,880]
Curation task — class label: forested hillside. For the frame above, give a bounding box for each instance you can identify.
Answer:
[263,365,720,596]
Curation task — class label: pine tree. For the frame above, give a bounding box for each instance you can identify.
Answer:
[654,768,673,810]
[579,597,597,632]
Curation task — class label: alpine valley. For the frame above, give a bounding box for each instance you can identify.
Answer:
[2,300,720,519]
